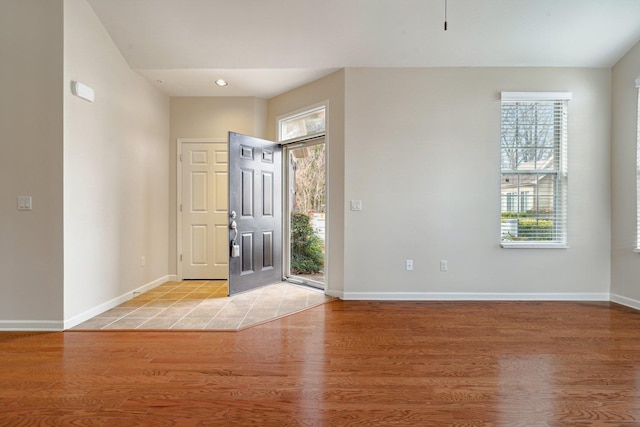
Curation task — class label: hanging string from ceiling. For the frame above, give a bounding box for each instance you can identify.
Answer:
[444,0,448,31]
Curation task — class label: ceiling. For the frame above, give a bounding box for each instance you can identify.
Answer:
[87,0,640,99]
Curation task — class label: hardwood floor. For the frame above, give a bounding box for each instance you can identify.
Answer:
[3,300,640,426]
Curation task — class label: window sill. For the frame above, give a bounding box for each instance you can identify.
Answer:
[500,242,569,249]
[633,248,640,253]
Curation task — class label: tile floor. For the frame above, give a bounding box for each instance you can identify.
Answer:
[72,280,334,331]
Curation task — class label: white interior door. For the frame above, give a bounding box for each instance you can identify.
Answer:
[181,141,228,279]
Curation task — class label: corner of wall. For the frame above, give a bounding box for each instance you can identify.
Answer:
[253,98,268,138]
[610,38,640,301]
[0,0,65,327]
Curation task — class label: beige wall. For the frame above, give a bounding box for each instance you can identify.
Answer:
[169,97,267,274]
[343,67,611,298]
[611,40,640,306]
[267,70,346,296]
[0,0,64,328]
[63,0,170,326]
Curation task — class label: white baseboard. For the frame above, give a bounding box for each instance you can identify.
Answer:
[610,293,640,311]
[0,320,65,331]
[62,275,171,330]
[1,286,622,332]
[341,292,610,301]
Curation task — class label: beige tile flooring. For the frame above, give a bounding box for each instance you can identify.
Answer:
[72,280,334,331]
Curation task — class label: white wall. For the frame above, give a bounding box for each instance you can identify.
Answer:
[343,68,611,299]
[63,0,170,326]
[611,40,640,308]
[0,0,65,329]
[267,70,346,297]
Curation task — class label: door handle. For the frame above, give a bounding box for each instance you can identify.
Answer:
[230,220,238,241]
[230,220,240,258]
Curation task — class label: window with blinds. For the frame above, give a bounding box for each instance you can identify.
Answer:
[500,92,571,247]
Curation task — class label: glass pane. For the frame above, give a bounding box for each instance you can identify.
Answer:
[535,148,555,170]
[288,143,325,287]
[280,107,326,141]
[501,101,556,149]
[534,124,555,147]
[501,173,558,242]
[512,148,536,170]
[501,173,525,215]
[516,217,553,241]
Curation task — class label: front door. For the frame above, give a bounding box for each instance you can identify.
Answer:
[228,132,282,295]
[180,141,229,279]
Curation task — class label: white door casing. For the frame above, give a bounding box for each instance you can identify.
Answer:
[178,139,228,279]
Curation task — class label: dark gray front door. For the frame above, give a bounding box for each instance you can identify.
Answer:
[228,132,282,295]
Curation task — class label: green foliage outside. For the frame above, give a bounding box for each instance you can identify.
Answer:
[501,208,552,219]
[502,213,553,241]
[517,218,553,239]
[291,212,324,274]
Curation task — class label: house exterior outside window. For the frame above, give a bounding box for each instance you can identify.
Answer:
[500,92,571,248]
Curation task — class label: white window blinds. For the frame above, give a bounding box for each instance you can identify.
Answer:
[500,92,571,247]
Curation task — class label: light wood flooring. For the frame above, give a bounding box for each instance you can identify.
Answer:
[4,300,640,425]
[73,280,333,331]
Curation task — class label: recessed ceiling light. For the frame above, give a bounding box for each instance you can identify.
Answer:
[215,79,228,87]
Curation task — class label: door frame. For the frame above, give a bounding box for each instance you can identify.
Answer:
[176,137,227,281]
[281,135,327,291]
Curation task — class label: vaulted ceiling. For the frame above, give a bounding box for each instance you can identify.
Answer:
[87,0,640,98]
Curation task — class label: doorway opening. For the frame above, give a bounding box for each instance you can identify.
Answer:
[284,138,326,290]
[224,103,328,296]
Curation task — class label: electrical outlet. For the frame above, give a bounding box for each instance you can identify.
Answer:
[440,260,448,272]
[140,256,146,268]
[406,260,413,271]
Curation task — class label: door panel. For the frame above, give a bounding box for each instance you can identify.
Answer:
[181,142,228,279]
[228,132,282,295]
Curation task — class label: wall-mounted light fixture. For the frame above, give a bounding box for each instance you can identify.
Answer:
[71,81,95,103]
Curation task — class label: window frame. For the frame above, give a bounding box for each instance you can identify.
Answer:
[277,103,327,144]
[499,92,572,249]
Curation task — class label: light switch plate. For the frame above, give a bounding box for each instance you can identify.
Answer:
[17,196,32,211]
